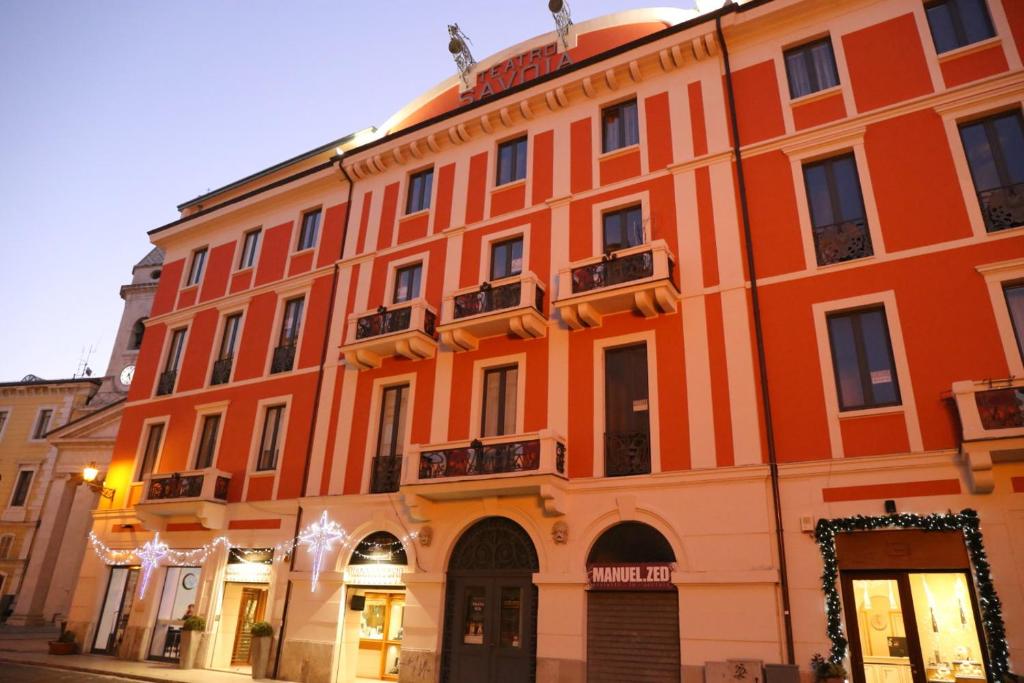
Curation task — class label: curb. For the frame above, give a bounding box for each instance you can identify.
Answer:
[0,656,196,683]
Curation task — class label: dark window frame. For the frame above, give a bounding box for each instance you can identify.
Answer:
[602,204,645,253]
[406,168,434,214]
[1003,280,1024,363]
[297,209,321,252]
[10,470,33,507]
[186,247,208,287]
[802,152,873,265]
[193,414,221,470]
[490,237,524,281]
[496,136,528,186]
[601,98,640,154]
[165,328,187,373]
[31,409,53,440]
[925,0,996,54]
[278,297,304,348]
[959,110,1024,191]
[256,405,285,471]
[137,423,164,481]
[239,228,261,269]
[375,384,410,459]
[218,313,242,361]
[783,37,840,99]
[393,263,424,304]
[826,306,902,411]
[481,364,518,437]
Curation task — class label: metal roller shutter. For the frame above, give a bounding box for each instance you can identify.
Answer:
[587,590,680,683]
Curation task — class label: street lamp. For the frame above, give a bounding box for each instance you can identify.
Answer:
[74,462,115,499]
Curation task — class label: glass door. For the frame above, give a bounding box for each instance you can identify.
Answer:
[906,573,988,683]
[357,592,405,680]
[147,566,200,661]
[92,566,139,655]
[230,586,267,665]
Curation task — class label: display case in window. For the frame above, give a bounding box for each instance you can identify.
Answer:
[357,592,405,681]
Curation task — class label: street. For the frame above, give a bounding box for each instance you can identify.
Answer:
[3,662,143,682]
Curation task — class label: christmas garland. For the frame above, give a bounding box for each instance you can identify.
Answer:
[813,509,1009,682]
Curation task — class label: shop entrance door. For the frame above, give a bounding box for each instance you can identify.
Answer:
[92,566,139,655]
[230,587,267,665]
[841,572,990,683]
[358,592,405,680]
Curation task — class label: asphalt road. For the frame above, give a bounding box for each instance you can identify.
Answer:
[3,662,143,682]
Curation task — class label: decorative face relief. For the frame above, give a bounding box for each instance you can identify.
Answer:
[119,365,135,386]
[552,521,568,545]
[418,525,433,547]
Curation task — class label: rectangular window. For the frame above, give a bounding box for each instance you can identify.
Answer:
[218,314,242,361]
[0,410,8,440]
[481,365,518,437]
[496,136,528,186]
[10,470,33,507]
[406,168,434,214]
[604,344,651,476]
[802,153,873,265]
[601,99,639,153]
[376,385,409,459]
[239,229,261,269]
[32,409,52,440]
[137,423,164,481]
[784,37,840,99]
[193,414,221,470]
[490,237,524,281]
[1004,282,1024,362]
[256,406,284,471]
[959,111,1024,232]
[297,209,321,251]
[602,205,645,252]
[926,0,995,54]
[186,248,207,287]
[393,264,423,304]
[165,329,186,373]
[827,307,901,411]
[279,298,304,347]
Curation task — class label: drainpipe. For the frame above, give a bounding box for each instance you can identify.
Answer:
[273,156,356,679]
[715,11,796,666]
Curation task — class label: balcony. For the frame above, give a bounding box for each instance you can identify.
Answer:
[342,298,438,370]
[604,430,651,476]
[210,357,233,385]
[979,182,1024,232]
[951,379,1024,493]
[401,431,568,515]
[369,455,402,494]
[437,273,547,351]
[554,240,679,329]
[135,467,231,529]
[270,344,296,374]
[155,370,177,396]
[812,218,873,266]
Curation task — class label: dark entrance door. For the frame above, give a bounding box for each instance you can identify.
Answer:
[604,344,650,476]
[442,517,539,683]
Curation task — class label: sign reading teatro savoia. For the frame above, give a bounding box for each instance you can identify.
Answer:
[460,42,574,105]
[587,562,674,590]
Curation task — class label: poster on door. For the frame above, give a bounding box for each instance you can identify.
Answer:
[463,591,486,644]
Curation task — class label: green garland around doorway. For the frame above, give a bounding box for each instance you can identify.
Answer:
[813,509,1009,682]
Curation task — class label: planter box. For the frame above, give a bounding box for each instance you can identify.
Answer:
[48,641,78,655]
[251,635,272,679]
[178,630,201,669]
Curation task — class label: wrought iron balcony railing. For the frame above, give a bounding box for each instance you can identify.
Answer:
[812,218,873,266]
[604,430,651,477]
[404,431,567,487]
[342,299,439,370]
[454,281,532,318]
[438,273,547,351]
[979,183,1024,232]
[156,370,177,396]
[572,250,655,293]
[369,455,403,494]
[975,387,1024,430]
[142,468,230,503]
[270,343,296,374]
[210,357,233,385]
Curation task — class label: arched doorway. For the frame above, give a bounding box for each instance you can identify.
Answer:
[442,517,539,683]
[586,521,679,682]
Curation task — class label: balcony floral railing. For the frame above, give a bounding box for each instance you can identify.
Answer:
[604,431,651,477]
[353,303,436,341]
[438,273,547,351]
[210,357,233,385]
[370,455,403,494]
[142,468,230,503]
[343,299,439,369]
[979,183,1024,232]
[572,250,655,293]
[156,370,177,396]
[453,280,544,319]
[976,387,1024,430]
[270,343,296,374]
[812,218,873,266]
[405,431,566,487]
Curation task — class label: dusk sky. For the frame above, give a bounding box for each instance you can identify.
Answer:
[0,0,695,382]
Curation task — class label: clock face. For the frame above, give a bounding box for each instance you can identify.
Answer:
[182,572,197,590]
[119,365,135,386]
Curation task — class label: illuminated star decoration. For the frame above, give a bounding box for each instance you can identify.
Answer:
[136,533,170,599]
[297,511,346,592]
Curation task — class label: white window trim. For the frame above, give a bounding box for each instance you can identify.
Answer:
[977,257,1024,377]
[134,416,170,483]
[243,395,293,500]
[591,331,661,478]
[469,353,528,440]
[811,290,923,459]
[478,225,531,285]
[0,407,10,442]
[236,226,263,273]
[403,165,437,220]
[361,373,418,494]
[491,132,532,198]
[384,251,432,305]
[914,0,1021,88]
[294,206,325,258]
[6,465,37,509]
[264,285,312,376]
[595,94,646,171]
[183,246,209,289]
[773,30,855,129]
[27,406,58,442]
[187,402,229,471]
[590,190,652,256]
[204,306,248,388]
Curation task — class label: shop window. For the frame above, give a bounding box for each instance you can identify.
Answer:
[481,365,517,437]
[496,136,528,185]
[148,567,200,662]
[784,37,840,99]
[406,168,434,214]
[359,593,405,680]
[925,0,995,54]
[393,263,423,304]
[959,111,1024,232]
[826,307,901,411]
[256,405,284,471]
[9,470,33,507]
[193,414,221,470]
[1004,282,1024,362]
[602,205,644,253]
[601,99,639,153]
[239,228,261,269]
[137,423,164,481]
[803,153,872,265]
[297,209,321,251]
[31,409,53,440]
[186,247,207,287]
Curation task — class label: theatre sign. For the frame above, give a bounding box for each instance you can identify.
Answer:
[459,42,574,104]
[587,562,675,591]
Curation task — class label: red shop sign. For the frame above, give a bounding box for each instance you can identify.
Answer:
[587,562,675,591]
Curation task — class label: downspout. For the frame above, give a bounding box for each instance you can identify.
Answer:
[715,11,796,665]
[273,155,356,679]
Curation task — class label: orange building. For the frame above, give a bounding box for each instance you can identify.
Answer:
[68,2,1024,683]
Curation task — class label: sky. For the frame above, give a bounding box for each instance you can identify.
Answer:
[0,0,695,382]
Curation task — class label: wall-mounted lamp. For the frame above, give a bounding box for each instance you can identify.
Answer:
[73,462,115,499]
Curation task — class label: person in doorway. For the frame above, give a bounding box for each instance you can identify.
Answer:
[181,604,195,620]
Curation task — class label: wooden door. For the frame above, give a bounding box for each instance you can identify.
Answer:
[448,575,534,683]
[231,587,267,665]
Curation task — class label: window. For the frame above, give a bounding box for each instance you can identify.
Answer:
[826,307,901,411]
[959,111,1024,232]
[279,298,304,348]
[256,405,284,471]
[10,470,33,507]
[802,154,872,265]
[601,99,639,153]
[297,210,321,251]
[0,535,12,560]
[926,0,995,54]
[239,229,261,269]
[406,168,434,214]
[0,410,7,440]
[482,365,518,437]
[393,264,423,304]
[212,314,241,385]
[496,136,528,185]
[32,409,52,440]
[604,344,651,476]
[186,248,207,287]
[137,423,164,481]
[129,318,146,350]
[784,37,840,99]
[602,205,644,252]
[158,328,187,396]
[193,414,221,470]
[490,237,524,281]
[1004,282,1024,362]
[375,385,409,460]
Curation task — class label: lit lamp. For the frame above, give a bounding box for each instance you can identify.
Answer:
[74,462,115,499]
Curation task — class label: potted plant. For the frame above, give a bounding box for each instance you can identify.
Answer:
[48,628,78,655]
[811,653,848,683]
[179,615,206,669]
[250,621,274,679]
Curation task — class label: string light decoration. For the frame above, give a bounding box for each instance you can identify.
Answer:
[813,509,1009,682]
[296,511,347,592]
[347,532,417,562]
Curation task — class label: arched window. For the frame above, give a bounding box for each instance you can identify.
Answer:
[0,534,14,560]
[129,318,147,350]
